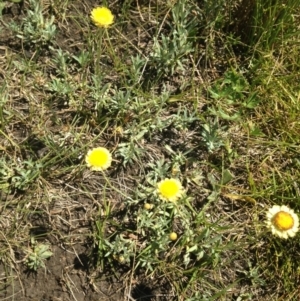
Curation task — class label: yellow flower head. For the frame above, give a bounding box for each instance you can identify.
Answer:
[85,147,112,171]
[169,232,178,241]
[266,205,299,239]
[157,178,184,202]
[90,7,114,28]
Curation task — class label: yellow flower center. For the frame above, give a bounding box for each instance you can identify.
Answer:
[160,180,180,198]
[273,211,294,231]
[89,149,109,166]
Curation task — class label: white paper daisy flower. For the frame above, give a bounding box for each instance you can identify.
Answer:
[266,205,299,239]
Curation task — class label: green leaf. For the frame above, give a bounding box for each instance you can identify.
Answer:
[40,251,53,259]
[221,169,234,185]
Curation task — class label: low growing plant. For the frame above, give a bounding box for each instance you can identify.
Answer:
[25,238,53,271]
[9,0,56,46]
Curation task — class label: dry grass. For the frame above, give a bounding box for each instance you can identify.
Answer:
[0,0,300,300]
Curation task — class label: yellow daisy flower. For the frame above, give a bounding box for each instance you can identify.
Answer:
[266,205,299,239]
[90,7,114,28]
[157,178,184,202]
[85,147,112,171]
